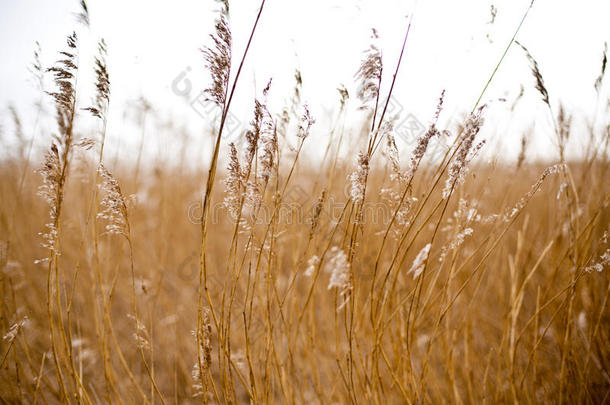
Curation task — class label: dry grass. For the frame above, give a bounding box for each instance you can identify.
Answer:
[1,1,609,403]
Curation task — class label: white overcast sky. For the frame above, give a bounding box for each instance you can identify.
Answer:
[0,0,608,163]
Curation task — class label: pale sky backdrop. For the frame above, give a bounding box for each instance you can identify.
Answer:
[0,0,609,166]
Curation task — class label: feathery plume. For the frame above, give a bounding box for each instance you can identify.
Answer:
[279,70,303,139]
[556,104,571,161]
[442,106,486,199]
[8,106,24,145]
[488,4,497,24]
[223,142,243,219]
[516,41,550,107]
[3,316,29,344]
[244,128,259,169]
[244,80,271,170]
[84,39,110,120]
[191,363,203,397]
[337,84,349,112]
[47,32,78,152]
[309,189,326,237]
[516,131,528,169]
[200,308,212,370]
[36,32,79,267]
[28,41,44,92]
[355,29,382,108]
[349,152,370,204]
[97,164,129,236]
[75,137,95,150]
[384,132,402,181]
[439,228,473,264]
[325,247,352,308]
[193,307,212,397]
[297,104,315,139]
[127,314,150,351]
[76,0,90,27]
[259,121,277,185]
[304,255,319,277]
[503,164,564,222]
[407,90,446,179]
[36,145,61,254]
[594,42,607,93]
[290,70,303,116]
[202,1,231,107]
[584,250,609,273]
[244,180,262,214]
[408,243,431,279]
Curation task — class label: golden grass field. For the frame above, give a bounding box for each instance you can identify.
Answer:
[1,0,609,403]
